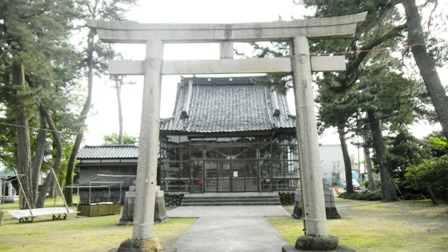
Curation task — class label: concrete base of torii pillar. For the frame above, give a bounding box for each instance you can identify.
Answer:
[116,238,177,252]
[282,243,356,252]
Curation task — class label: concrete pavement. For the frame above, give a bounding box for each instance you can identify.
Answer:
[167,206,291,252]
[167,205,290,218]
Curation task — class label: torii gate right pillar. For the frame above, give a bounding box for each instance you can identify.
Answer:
[293,36,327,236]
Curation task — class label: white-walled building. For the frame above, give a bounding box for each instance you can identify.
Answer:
[319,144,347,186]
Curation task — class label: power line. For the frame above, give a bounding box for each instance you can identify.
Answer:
[310,44,427,56]
[0,121,64,134]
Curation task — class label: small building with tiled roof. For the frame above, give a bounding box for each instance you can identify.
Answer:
[75,145,138,203]
[159,76,299,193]
[77,145,139,160]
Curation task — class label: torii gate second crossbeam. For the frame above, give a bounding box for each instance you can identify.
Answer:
[88,12,366,251]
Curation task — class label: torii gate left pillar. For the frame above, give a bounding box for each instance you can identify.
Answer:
[88,12,366,251]
[131,39,164,240]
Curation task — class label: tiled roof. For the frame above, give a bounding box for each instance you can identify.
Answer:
[77,145,138,159]
[160,77,296,134]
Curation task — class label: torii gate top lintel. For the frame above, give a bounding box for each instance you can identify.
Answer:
[87,12,367,43]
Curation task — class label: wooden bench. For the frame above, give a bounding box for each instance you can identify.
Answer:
[8,207,77,223]
[8,168,77,223]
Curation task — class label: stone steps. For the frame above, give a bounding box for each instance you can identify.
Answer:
[181,193,281,206]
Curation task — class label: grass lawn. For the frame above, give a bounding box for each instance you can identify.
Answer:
[0,198,196,252]
[267,197,448,252]
[2,196,447,251]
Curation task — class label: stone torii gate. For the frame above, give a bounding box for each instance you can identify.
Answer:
[88,12,366,251]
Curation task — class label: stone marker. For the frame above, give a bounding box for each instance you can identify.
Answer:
[293,184,340,220]
[118,183,167,225]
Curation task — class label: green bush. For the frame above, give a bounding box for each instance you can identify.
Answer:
[339,191,383,201]
[278,192,295,205]
[404,155,448,200]
[362,179,369,188]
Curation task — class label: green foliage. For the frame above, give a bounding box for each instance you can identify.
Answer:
[425,132,448,158]
[299,0,396,18]
[307,0,432,139]
[315,76,359,133]
[394,131,448,200]
[0,0,79,79]
[0,0,81,172]
[339,191,383,201]
[0,116,18,169]
[73,0,138,76]
[362,179,369,188]
[405,155,448,199]
[383,130,430,181]
[357,56,431,131]
[235,42,292,94]
[0,0,79,149]
[298,0,434,202]
[103,133,138,145]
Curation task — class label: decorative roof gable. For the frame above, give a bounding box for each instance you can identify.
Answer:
[160,76,295,134]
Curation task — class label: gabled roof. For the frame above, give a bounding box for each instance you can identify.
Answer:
[160,77,296,134]
[77,145,138,159]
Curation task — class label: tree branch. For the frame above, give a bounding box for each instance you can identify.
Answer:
[336,24,407,92]
[360,24,406,66]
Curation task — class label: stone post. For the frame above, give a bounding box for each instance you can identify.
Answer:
[8,182,13,201]
[133,39,164,240]
[291,36,338,250]
[119,39,164,250]
[118,39,169,251]
[220,41,234,59]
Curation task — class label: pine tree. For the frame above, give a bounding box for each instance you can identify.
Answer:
[0,0,78,208]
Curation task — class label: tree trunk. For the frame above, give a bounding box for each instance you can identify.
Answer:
[65,133,84,205]
[338,124,354,193]
[367,110,399,201]
[36,104,63,208]
[363,146,377,191]
[31,111,47,207]
[401,0,448,140]
[64,29,95,205]
[12,61,34,209]
[427,187,438,205]
[115,77,124,145]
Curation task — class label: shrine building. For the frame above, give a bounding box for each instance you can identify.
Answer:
[158,76,299,193]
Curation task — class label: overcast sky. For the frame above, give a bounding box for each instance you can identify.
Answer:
[83,0,444,146]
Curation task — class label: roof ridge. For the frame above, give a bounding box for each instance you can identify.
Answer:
[84,144,138,148]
